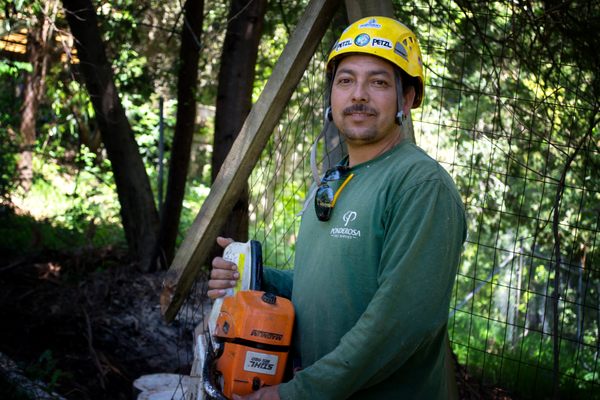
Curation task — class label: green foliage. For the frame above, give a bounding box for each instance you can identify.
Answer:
[0,349,69,398]
[1,0,35,32]
[0,200,124,257]
[0,61,25,199]
[177,179,211,244]
[97,2,154,97]
[24,349,70,393]
[451,309,599,397]
[1,147,125,255]
[1,0,599,397]
[403,1,600,397]
[1,0,189,255]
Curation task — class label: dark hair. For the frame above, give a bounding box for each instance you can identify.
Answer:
[396,67,421,102]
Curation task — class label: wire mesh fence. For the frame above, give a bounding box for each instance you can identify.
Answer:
[244,1,599,398]
[4,0,597,398]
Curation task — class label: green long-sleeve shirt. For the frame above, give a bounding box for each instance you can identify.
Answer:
[263,141,466,399]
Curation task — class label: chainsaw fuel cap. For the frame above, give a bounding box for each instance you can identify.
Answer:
[261,292,277,305]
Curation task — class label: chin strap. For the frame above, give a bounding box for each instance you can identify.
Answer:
[310,119,330,186]
[325,106,333,121]
[301,64,339,216]
[298,119,331,216]
[395,70,406,126]
[313,63,338,186]
[325,63,337,123]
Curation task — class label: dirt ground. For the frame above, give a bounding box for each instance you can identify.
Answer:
[0,246,210,399]
[0,247,514,400]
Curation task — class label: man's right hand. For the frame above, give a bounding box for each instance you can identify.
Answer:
[207,236,239,299]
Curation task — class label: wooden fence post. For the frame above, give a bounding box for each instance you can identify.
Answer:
[161,0,342,322]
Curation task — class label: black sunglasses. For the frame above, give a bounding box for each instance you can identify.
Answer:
[314,166,354,221]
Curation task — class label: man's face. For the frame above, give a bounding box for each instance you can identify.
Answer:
[330,54,400,147]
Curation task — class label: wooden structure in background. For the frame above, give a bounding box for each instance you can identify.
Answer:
[0,23,78,63]
[161,0,397,322]
[0,29,28,60]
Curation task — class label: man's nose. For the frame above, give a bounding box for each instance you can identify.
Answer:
[351,81,369,103]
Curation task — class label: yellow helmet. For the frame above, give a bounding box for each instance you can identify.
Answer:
[327,16,425,108]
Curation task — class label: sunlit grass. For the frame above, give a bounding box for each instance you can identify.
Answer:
[5,154,124,252]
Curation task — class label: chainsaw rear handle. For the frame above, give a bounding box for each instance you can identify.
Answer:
[249,240,262,291]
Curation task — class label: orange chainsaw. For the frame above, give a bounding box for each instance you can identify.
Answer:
[203,241,295,400]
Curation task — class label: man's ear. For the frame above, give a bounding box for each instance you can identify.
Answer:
[403,86,416,116]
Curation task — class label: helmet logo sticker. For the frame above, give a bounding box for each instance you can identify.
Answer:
[334,39,353,52]
[359,18,381,29]
[372,38,392,49]
[354,33,370,47]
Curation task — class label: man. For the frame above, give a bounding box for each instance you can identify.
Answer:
[208,16,466,400]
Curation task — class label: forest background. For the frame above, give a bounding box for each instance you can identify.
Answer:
[0,0,599,399]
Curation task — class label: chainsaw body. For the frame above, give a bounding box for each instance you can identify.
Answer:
[213,291,294,397]
[203,241,295,400]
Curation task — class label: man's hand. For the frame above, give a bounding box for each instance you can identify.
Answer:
[232,385,281,400]
[207,236,238,299]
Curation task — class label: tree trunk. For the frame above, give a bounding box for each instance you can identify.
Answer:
[344,0,394,22]
[17,1,58,191]
[154,0,205,269]
[211,0,268,242]
[62,0,159,271]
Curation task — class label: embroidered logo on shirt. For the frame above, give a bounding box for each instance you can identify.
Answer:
[330,210,361,239]
[343,211,357,226]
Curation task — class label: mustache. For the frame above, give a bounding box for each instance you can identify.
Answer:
[342,104,377,116]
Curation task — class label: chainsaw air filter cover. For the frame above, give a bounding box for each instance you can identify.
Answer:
[214,290,295,398]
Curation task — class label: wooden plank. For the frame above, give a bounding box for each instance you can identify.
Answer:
[162,0,343,322]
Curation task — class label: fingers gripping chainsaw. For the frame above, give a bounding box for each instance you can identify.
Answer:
[202,241,295,399]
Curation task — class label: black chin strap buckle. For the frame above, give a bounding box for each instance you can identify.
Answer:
[325,106,333,121]
[395,111,406,126]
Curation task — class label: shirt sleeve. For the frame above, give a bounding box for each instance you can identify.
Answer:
[262,267,294,299]
[279,179,466,399]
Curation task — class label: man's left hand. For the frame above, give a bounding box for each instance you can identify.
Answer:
[232,385,280,400]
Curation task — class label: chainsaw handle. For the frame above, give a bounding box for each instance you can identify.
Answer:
[249,240,263,291]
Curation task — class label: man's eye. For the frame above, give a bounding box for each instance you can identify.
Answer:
[373,80,389,87]
[337,77,352,85]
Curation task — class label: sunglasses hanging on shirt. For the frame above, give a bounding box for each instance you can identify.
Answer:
[314,165,354,221]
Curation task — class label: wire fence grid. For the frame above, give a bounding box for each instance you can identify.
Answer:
[239,1,600,399]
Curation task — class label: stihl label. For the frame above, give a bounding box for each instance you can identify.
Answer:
[243,351,278,376]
